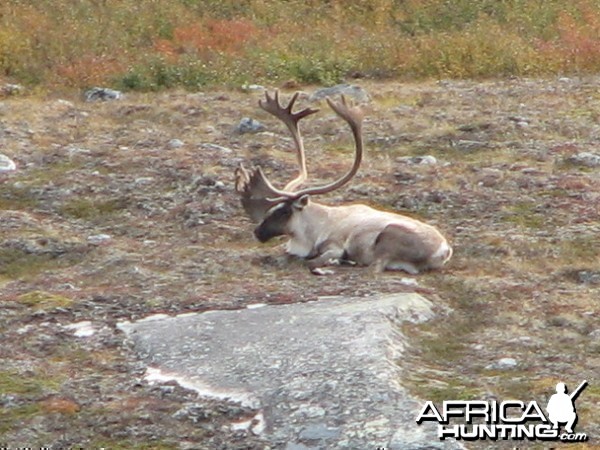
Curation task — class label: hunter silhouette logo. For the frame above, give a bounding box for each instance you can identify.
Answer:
[546,380,587,434]
[416,380,589,442]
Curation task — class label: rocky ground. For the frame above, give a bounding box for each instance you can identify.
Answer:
[0,78,599,449]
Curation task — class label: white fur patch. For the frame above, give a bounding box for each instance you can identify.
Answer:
[431,241,452,263]
[286,239,313,257]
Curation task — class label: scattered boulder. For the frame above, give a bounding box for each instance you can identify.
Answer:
[309,84,371,104]
[84,87,123,102]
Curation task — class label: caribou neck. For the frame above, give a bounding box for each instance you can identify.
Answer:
[286,201,333,257]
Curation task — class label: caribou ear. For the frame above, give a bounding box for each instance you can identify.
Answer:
[292,194,310,211]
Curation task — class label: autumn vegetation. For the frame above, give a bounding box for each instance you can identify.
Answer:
[1,0,600,92]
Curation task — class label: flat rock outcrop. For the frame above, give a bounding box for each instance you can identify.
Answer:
[120,293,463,449]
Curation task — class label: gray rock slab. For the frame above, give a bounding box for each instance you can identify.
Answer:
[119,293,462,449]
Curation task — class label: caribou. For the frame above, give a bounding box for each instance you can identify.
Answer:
[235,91,452,274]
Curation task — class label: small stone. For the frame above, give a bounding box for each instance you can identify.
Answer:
[0,154,17,172]
[567,152,600,167]
[87,234,112,246]
[577,271,600,285]
[588,329,600,339]
[235,117,266,134]
[168,139,184,149]
[63,321,95,338]
[397,155,437,165]
[0,83,24,96]
[55,99,74,108]
[173,403,212,422]
[200,143,233,154]
[84,87,123,102]
[486,357,518,370]
[309,84,370,104]
[399,278,418,287]
[242,83,265,92]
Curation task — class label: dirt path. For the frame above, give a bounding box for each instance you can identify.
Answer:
[1,78,598,448]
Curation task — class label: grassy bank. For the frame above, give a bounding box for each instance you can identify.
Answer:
[2,0,600,91]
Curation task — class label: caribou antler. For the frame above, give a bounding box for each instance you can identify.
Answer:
[235,164,281,222]
[291,95,364,197]
[235,90,319,221]
[235,92,364,221]
[259,91,319,192]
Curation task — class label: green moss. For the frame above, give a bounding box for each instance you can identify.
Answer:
[483,375,536,401]
[584,384,600,399]
[0,248,56,280]
[0,370,48,396]
[17,290,73,310]
[23,162,82,187]
[0,368,66,433]
[60,197,128,220]
[0,247,84,281]
[0,403,43,435]
[412,380,481,403]
[0,184,40,210]
[502,201,545,229]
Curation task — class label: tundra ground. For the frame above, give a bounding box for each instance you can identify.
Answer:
[1,78,599,449]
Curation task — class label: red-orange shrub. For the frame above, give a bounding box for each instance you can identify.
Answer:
[156,18,260,61]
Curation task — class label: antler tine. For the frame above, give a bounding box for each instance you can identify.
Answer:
[326,94,364,130]
[259,90,319,122]
[259,90,319,192]
[292,95,364,198]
